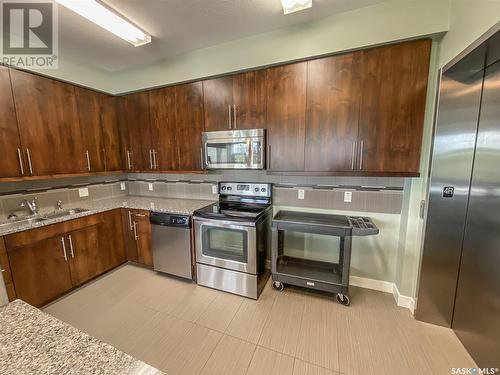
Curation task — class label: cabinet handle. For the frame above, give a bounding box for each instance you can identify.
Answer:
[134,213,147,217]
[68,235,75,258]
[228,105,232,129]
[26,149,33,175]
[61,237,68,261]
[153,149,158,169]
[128,210,133,230]
[351,141,356,170]
[17,148,24,175]
[126,151,132,169]
[233,104,237,129]
[133,221,138,241]
[85,150,91,171]
[149,149,154,169]
[359,140,364,170]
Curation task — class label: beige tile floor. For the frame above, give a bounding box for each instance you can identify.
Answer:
[44,264,476,375]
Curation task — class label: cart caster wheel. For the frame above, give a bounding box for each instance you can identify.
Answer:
[336,293,350,306]
[272,281,284,291]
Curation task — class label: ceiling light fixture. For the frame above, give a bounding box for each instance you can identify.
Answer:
[55,0,151,47]
[280,0,312,15]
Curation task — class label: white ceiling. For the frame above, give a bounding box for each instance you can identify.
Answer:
[57,0,387,73]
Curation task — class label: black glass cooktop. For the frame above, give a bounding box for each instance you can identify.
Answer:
[194,202,271,222]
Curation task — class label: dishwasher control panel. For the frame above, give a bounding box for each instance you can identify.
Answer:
[150,212,191,228]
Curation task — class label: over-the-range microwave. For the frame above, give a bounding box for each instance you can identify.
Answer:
[202,128,265,170]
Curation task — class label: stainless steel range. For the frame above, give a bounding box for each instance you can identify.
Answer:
[193,182,272,299]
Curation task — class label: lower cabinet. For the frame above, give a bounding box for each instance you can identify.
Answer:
[4,209,126,307]
[121,209,153,267]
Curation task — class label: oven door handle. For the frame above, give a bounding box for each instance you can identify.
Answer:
[194,217,257,229]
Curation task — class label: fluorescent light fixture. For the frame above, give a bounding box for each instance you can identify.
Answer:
[56,0,151,46]
[281,0,312,15]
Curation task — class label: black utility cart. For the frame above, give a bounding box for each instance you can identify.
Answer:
[271,210,379,306]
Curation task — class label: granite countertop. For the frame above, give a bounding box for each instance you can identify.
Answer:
[0,196,215,236]
[0,299,164,375]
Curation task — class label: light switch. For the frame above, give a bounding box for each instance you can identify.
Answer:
[212,185,218,194]
[298,189,305,200]
[344,191,352,203]
[120,182,126,191]
[78,187,89,198]
[148,183,153,191]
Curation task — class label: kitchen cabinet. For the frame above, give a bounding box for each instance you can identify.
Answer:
[175,82,205,171]
[119,92,153,171]
[266,62,307,171]
[121,209,153,267]
[357,39,431,174]
[10,69,87,176]
[203,70,266,132]
[149,86,179,170]
[0,67,25,178]
[8,235,74,307]
[66,225,100,286]
[305,52,362,172]
[0,237,16,302]
[74,87,106,172]
[100,95,123,171]
[5,209,126,307]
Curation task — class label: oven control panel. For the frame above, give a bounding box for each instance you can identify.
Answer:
[219,182,272,197]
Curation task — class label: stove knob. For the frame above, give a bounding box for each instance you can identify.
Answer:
[254,187,259,192]
[227,186,232,191]
[221,186,226,190]
[261,188,266,192]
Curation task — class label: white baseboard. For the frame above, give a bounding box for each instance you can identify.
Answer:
[350,275,415,314]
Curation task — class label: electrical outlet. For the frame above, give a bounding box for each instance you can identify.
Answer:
[212,185,218,194]
[78,187,89,198]
[298,189,305,200]
[120,182,126,191]
[344,191,352,203]
[150,202,155,209]
[148,183,153,191]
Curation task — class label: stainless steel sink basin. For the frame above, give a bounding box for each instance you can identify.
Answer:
[0,216,48,229]
[42,208,90,219]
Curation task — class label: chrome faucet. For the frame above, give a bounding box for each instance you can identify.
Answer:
[56,200,63,210]
[20,197,39,215]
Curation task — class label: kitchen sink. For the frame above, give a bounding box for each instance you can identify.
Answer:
[42,208,90,219]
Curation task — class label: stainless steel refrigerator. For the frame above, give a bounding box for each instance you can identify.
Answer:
[417,31,500,367]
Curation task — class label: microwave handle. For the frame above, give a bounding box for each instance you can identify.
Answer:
[248,140,253,167]
[200,147,204,169]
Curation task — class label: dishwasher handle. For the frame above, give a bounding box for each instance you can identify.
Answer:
[150,212,191,228]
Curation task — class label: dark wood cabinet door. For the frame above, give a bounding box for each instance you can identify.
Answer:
[149,86,179,170]
[203,76,233,132]
[97,210,126,271]
[119,92,152,171]
[175,82,205,171]
[67,225,100,286]
[0,67,24,178]
[121,209,138,262]
[10,70,86,175]
[8,236,73,307]
[266,62,307,171]
[133,211,153,267]
[74,87,106,172]
[305,52,362,172]
[358,39,431,174]
[100,95,123,171]
[233,70,267,130]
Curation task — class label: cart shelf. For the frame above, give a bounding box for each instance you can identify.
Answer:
[276,255,342,285]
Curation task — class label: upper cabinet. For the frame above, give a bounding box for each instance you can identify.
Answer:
[0,66,24,178]
[149,86,179,170]
[10,69,87,176]
[99,95,123,171]
[118,92,153,171]
[266,62,307,172]
[357,39,431,175]
[74,87,106,172]
[176,82,205,171]
[305,52,362,172]
[203,70,266,132]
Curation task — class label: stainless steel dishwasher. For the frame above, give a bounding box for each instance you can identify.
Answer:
[150,212,192,280]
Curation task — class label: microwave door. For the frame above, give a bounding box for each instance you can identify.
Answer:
[205,139,251,169]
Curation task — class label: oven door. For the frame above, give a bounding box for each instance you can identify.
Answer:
[195,218,257,274]
[204,138,264,169]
